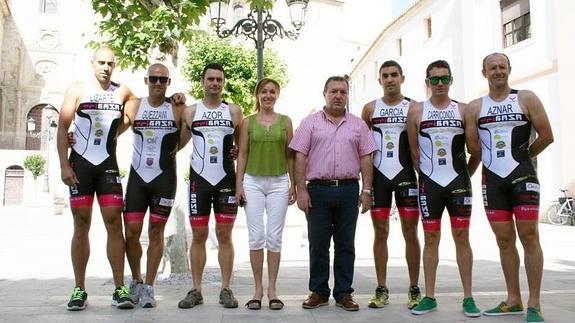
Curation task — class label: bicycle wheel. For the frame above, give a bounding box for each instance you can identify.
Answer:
[546,203,569,225]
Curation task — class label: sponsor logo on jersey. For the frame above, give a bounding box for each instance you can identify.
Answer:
[497,150,505,158]
[386,151,393,158]
[189,193,198,214]
[95,129,104,137]
[94,138,101,145]
[408,188,418,196]
[159,198,174,207]
[438,158,446,165]
[437,148,447,157]
[386,142,394,150]
[419,195,430,218]
[463,197,473,205]
[146,158,154,166]
[495,141,506,149]
[526,182,540,192]
[210,156,217,163]
[421,119,463,129]
[209,146,218,154]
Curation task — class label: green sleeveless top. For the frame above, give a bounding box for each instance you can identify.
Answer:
[245,114,288,176]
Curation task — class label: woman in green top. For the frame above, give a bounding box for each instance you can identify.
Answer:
[236,78,295,310]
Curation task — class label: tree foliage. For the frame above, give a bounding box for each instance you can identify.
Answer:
[23,154,46,180]
[90,0,276,70]
[181,34,288,115]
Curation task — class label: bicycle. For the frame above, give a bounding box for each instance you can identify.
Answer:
[545,189,575,226]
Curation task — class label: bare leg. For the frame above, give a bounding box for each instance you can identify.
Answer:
[516,220,543,309]
[451,228,473,298]
[145,221,167,285]
[422,231,440,298]
[124,220,144,282]
[71,207,92,289]
[101,206,125,287]
[216,223,235,288]
[372,219,389,287]
[267,250,281,300]
[490,221,523,306]
[400,216,421,287]
[190,227,209,292]
[250,249,264,300]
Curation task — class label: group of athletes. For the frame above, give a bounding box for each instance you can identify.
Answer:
[57,46,552,323]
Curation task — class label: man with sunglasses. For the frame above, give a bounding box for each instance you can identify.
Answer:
[122,63,187,308]
[57,46,138,310]
[360,60,422,310]
[467,53,553,323]
[178,63,243,309]
[406,60,481,317]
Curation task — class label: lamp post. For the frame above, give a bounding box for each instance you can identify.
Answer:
[208,0,309,80]
[26,105,58,193]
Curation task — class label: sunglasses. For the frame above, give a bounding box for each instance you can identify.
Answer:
[148,76,169,84]
[428,75,451,86]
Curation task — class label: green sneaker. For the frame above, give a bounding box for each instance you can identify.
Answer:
[368,286,389,308]
[483,301,524,316]
[411,296,437,315]
[525,307,544,323]
[67,287,88,311]
[462,297,481,317]
[407,285,421,309]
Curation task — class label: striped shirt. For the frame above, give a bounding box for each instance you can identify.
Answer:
[289,109,377,181]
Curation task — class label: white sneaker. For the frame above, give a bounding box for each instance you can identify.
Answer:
[129,280,142,304]
[141,284,156,308]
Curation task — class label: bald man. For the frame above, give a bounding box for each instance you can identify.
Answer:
[122,63,187,308]
[58,46,138,310]
[467,53,553,323]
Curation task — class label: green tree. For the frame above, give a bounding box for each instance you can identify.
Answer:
[90,0,276,70]
[23,154,46,180]
[181,34,288,115]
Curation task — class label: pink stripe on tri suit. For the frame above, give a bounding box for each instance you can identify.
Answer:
[289,109,377,180]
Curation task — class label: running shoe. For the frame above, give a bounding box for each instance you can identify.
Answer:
[67,287,88,311]
[112,285,134,309]
[140,284,156,308]
[129,280,142,304]
[178,288,204,308]
[407,285,421,309]
[368,286,389,308]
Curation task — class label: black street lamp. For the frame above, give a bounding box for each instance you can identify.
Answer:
[208,0,309,80]
[26,104,58,193]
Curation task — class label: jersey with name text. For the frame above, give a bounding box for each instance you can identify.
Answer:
[190,101,235,186]
[72,82,123,166]
[371,97,412,179]
[131,98,179,183]
[418,100,467,187]
[478,90,532,178]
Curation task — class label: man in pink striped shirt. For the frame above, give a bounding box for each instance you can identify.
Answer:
[290,76,377,311]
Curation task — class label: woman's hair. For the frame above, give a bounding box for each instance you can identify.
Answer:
[254,78,281,112]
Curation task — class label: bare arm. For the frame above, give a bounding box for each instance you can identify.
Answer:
[57,83,81,186]
[285,116,296,205]
[229,104,244,146]
[178,104,195,150]
[407,101,422,172]
[464,99,482,160]
[235,117,250,205]
[361,101,375,128]
[359,153,373,214]
[118,98,139,135]
[520,90,554,157]
[294,151,311,213]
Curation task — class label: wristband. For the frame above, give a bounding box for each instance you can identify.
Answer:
[362,188,372,194]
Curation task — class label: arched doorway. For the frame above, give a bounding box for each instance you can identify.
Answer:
[4,165,24,206]
[25,104,59,151]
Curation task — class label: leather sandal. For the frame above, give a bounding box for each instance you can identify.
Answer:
[269,299,284,310]
[245,299,261,310]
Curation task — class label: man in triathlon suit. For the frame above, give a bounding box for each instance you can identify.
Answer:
[178,63,243,309]
[57,46,137,310]
[360,60,421,309]
[467,53,553,323]
[407,60,481,317]
[122,63,186,308]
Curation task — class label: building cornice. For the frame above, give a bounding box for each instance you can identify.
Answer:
[349,0,430,77]
[1,0,11,17]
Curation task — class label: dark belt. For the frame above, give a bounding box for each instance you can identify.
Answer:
[307,179,358,187]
